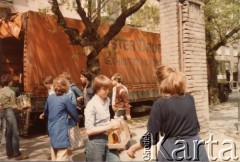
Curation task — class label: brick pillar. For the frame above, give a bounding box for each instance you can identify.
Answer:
[159,0,181,69]
[160,0,209,139]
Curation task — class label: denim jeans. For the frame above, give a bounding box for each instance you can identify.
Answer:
[2,108,21,157]
[86,134,120,162]
[0,112,6,144]
[158,135,209,161]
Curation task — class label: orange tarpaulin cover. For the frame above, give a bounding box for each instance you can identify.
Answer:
[23,12,161,99]
[1,11,161,101]
[0,13,22,39]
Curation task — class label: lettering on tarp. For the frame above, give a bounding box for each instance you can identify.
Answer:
[106,38,160,54]
[105,57,159,66]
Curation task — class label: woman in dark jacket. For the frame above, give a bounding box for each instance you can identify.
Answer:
[127,65,208,161]
[79,69,94,106]
[44,76,79,161]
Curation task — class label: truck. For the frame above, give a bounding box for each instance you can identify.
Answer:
[217,60,231,102]
[0,11,161,136]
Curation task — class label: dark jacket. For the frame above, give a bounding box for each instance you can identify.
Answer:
[44,94,79,149]
[83,81,94,106]
[70,83,84,108]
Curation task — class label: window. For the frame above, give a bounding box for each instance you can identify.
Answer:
[225,46,230,56]
[216,47,222,55]
[218,61,230,74]
[233,63,238,72]
[233,48,238,57]
[225,62,230,71]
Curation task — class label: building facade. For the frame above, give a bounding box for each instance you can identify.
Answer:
[215,43,240,83]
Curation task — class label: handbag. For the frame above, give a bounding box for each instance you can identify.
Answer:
[68,125,83,149]
[16,94,31,109]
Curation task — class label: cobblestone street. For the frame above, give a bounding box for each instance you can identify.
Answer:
[1,92,240,161]
[0,114,149,161]
[207,92,240,161]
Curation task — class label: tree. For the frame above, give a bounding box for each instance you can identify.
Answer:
[128,2,160,30]
[51,0,146,74]
[205,0,240,104]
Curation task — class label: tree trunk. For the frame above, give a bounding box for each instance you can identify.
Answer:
[207,54,220,105]
[86,51,100,76]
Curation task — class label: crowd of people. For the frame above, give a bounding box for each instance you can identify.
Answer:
[0,65,209,161]
[0,69,131,161]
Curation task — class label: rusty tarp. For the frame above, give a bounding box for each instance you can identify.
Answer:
[0,13,22,39]
[22,11,161,100]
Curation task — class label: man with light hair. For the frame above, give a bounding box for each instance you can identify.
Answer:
[111,73,131,120]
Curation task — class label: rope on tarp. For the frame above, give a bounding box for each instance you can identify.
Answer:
[0,13,22,39]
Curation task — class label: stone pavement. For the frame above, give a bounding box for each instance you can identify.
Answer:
[206,92,240,161]
[0,117,148,161]
[0,92,240,161]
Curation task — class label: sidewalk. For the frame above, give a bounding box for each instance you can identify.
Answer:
[206,92,240,161]
[0,93,240,161]
[0,118,148,161]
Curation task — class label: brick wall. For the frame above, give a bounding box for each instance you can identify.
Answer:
[160,0,209,138]
[160,0,180,69]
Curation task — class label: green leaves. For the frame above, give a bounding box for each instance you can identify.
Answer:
[129,2,160,29]
[205,0,240,53]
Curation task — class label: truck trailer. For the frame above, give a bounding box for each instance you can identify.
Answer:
[0,11,161,136]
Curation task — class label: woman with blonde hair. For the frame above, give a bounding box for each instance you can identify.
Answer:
[127,65,208,161]
[44,76,79,161]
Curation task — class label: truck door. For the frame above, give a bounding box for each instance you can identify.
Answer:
[0,37,24,95]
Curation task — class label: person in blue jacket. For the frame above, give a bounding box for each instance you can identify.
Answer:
[44,76,80,161]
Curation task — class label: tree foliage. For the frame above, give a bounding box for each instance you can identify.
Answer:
[205,0,240,103]
[205,0,240,55]
[129,3,160,29]
[99,0,160,29]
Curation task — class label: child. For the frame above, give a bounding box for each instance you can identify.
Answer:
[44,76,79,161]
[42,76,54,95]
[60,72,83,109]
[79,69,94,106]
[39,76,55,160]
[111,73,131,120]
[84,75,121,161]
[39,76,54,120]
[59,72,82,156]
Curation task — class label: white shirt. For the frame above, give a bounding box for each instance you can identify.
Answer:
[48,86,55,96]
[84,94,110,130]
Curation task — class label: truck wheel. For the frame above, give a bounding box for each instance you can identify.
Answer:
[219,87,229,102]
